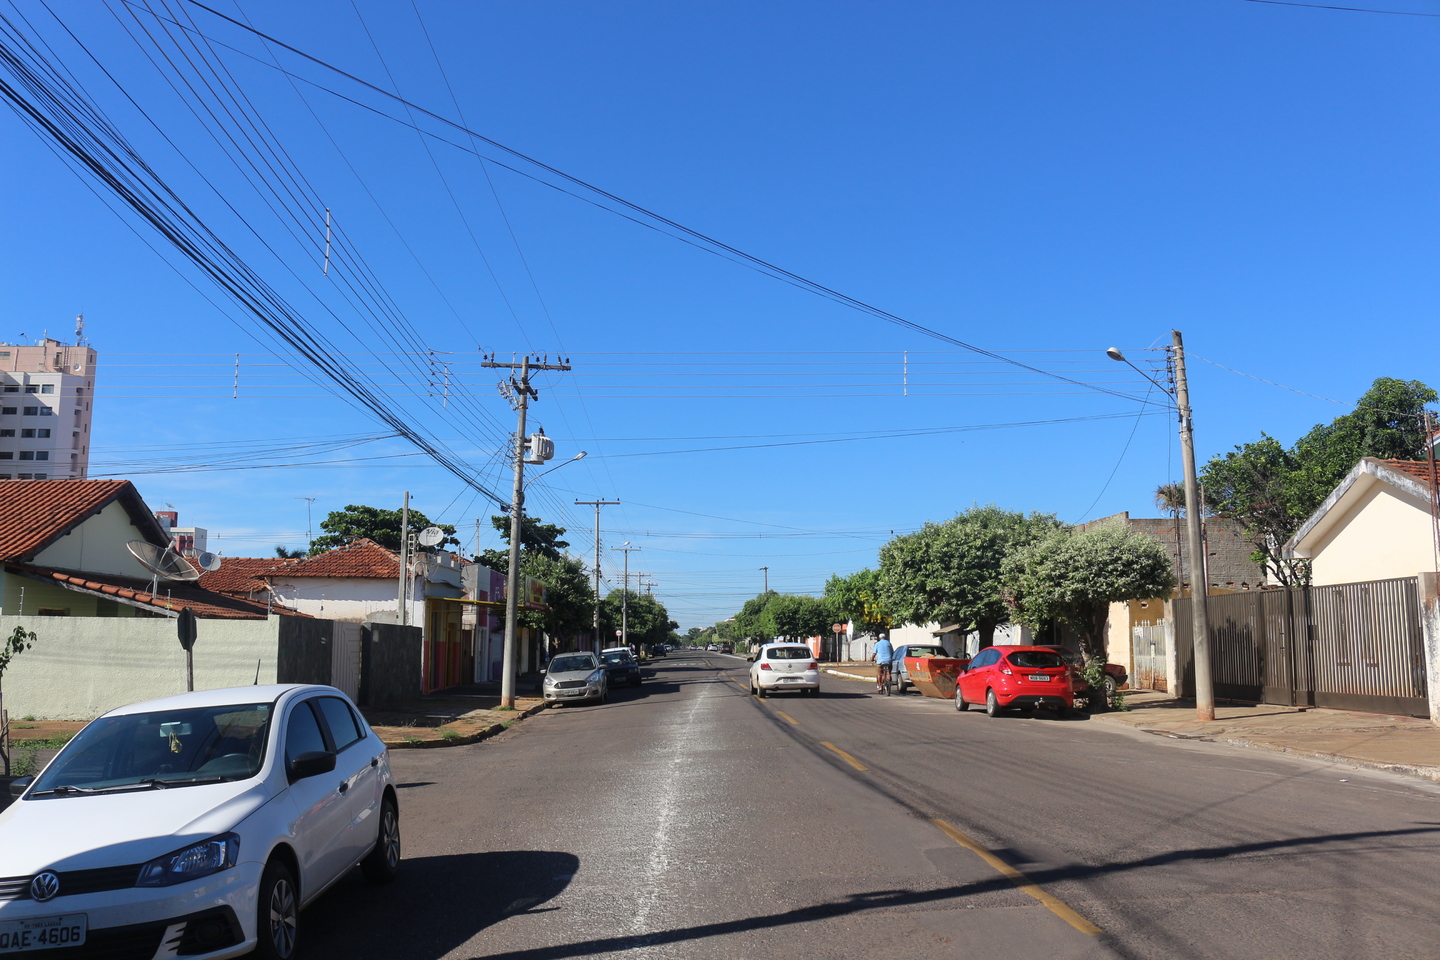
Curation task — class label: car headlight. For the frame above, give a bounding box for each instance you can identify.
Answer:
[588,670,604,684]
[543,676,556,686]
[136,833,239,887]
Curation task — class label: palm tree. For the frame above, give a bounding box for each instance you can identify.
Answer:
[1154,483,1186,594]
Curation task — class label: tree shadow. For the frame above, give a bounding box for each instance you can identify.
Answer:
[301,850,577,960]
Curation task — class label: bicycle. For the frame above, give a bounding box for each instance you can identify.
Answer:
[876,663,891,695]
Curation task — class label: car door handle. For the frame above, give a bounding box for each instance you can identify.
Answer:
[370,756,379,768]
[337,781,349,794]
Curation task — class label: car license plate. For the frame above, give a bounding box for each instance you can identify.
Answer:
[1028,675,1051,682]
[0,914,87,952]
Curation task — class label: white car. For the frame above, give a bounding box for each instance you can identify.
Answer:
[748,643,821,698]
[0,684,398,960]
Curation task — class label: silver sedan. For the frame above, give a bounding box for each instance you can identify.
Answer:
[542,653,609,705]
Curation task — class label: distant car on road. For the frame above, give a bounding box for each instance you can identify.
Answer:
[543,652,608,705]
[888,643,949,694]
[599,647,643,688]
[717,643,733,654]
[0,684,398,960]
[956,645,1074,717]
[1037,646,1128,700]
[749,643,820,698]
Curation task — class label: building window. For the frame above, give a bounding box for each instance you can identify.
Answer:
[0,474,10,480]
[37,607,68,617]
[22,385,36,394]
[0,453,12,460]
[40,384,53,394]
[2,386,15,393]
[17,473,31,480]
[33,473,45,480]
[75,388,84,396]
[0,351,9,358]
[21,429,33,439]
[0,430,12,438]
[2,408,15,416]
[39,407,51,417]
[34,451,47,461]
[19,451,34,461]
[70,453,77,462]
[36,429,48,439]
[22,407,35,416]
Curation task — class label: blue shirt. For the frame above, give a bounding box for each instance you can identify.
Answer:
[874,638,894,664]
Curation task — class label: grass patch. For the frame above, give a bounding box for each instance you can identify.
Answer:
[402,735,422,743]
[500,720,514,730]
[10,749,40,778]
[439,728,462,740]
[493,705,517,712]
[12,723,36,730]
[12,735,72,750]
[21,715,34,722]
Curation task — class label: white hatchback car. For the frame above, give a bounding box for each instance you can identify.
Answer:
[0,684,398,960]
[748,643,821,698]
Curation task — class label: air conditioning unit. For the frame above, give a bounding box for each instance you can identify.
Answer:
[524,433,555,464]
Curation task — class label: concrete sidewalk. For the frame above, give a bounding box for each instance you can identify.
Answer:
[1095,691,1440,782]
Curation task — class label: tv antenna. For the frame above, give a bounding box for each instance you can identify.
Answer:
[195,552,223,572]
[127,540,202,583]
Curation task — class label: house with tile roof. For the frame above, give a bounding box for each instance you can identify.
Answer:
[1285,458,1440,586]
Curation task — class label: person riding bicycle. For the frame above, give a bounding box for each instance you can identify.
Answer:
[873,634,894,692]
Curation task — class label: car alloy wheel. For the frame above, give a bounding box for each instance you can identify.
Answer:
[985,688,1001,718]
[362,798,401,883]
[955,692,969,711]
[257,860,298,960]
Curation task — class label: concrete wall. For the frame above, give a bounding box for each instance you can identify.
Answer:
[1306,482,1435,587]
[32,500,159,580]
[0,615,281,720]
[360,623,422,706]
[276,618,333,686]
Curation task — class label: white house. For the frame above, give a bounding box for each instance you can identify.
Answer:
[1285,457,1439,586]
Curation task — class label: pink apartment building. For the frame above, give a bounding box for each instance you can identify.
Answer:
[0,335,96,480]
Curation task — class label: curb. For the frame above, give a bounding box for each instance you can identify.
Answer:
[824,669,875,683]
[381,701,550,749]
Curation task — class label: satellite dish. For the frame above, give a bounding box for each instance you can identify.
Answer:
[127,540,202,582]
[196,552,223,572]
[418,526,444,547]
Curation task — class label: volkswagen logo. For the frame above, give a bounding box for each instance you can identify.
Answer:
[30,872,59,902]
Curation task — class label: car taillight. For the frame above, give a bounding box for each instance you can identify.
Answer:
[760,662,771,670]
[807,662,818,670]
[1001,668,1013,676]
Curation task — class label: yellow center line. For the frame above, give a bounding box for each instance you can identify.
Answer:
[819,741,867,771]
[930,818,1102,936]
[773,709,798,725]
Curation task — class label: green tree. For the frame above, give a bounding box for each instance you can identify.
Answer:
[1001,527,1175,663]
[823,569,891,638]
[601,590,676,648]
[309,504,458,555]
[1201,435,1305,585]
[878,506,1062,647]
[0,625,36,775]
[518,553,595,649]
[765,594,834,641]
[479,515,570,571]
[731,592,779,644]
[685,627,704,646]
[274,545,305,559]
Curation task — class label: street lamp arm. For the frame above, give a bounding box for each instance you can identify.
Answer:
[522,451,588,491]
[1106,347,1175,401]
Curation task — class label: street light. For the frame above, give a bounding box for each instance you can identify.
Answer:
[525,450,587,488]
[1107,334,1215,722]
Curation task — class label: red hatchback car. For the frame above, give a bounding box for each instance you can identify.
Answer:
[955,645,1074,717]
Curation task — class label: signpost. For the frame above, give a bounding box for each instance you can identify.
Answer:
[176,608,197,692]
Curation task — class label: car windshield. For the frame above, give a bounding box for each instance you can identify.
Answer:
[29,703,272,795]
[551,656,597,673]
[601,652,633,665]
[1007,651,1066,669]
[904,646,946,658]
[767,647,812,660]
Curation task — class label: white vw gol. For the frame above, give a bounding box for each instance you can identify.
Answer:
[0,684,399,960]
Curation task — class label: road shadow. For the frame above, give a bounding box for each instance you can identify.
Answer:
[301,850,577,960]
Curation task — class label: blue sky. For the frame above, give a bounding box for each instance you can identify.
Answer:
[1,0,1436,627]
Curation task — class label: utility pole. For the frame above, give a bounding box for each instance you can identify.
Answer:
[482,353,572,708]
[576,499,620,653]
[614,544,640,648]
[397,492,410,626]
[759,566,769,593]
[1172,330,1215,722]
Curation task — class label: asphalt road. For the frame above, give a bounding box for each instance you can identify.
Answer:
[301,654,1440,960]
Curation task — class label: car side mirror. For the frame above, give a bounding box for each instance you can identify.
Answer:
[8,776,34,799]
[288,751,336,783]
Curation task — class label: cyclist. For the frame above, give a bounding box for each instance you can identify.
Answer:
[873,634,894,694]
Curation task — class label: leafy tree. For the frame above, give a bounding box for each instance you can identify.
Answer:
[479,515,570,572]
[1001,527,1175,663]
[766,594,834,641]
[517,553,596,648]
[823,569,891,639]
[731,592,779,643]
[878,506,1062,648]
[601,590,676,648]
[685,627,704,645]
[1154,483,1185,518]
[1201,435,1305,585]
[0,626,36,775]
[274,545,305,559]
[309,504,458,555]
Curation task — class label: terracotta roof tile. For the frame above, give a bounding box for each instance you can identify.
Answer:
[1379,459,1440,485]
[0,479,151,560]
[7,563,306,619]
[194,557,283,597]
[265,538,399,579]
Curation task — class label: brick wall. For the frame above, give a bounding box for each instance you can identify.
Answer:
[1081,512,1267,593]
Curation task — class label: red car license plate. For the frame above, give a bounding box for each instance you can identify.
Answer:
[1028,674,1051,682]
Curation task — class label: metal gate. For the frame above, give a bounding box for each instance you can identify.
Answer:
[330,622,362,701]
[1174,577,1428,717]
[1131,622,1169,691]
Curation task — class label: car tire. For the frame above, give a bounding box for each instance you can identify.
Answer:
[255,859,299,960]
[361,796,401,884]
[1103,675,1118,701]
[633,677,642,688]
[955,693,969,711]
[757,685,767,699]
[985,688,1002,718]
[1055,705,1070,720]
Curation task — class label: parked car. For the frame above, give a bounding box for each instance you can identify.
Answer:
[717,643,733,655]
[1037,646,1128,700]
[543,652,608,705]
[887,643,949,694]
[749,643,820,698]
[599,647,643,688]
[0,684,398,960]
[955,646,1074,717]
[705,643,719,651]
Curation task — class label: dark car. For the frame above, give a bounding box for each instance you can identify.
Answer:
[600,647,643,687]
[888,643,950,694]
[1039,646,1128,699]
